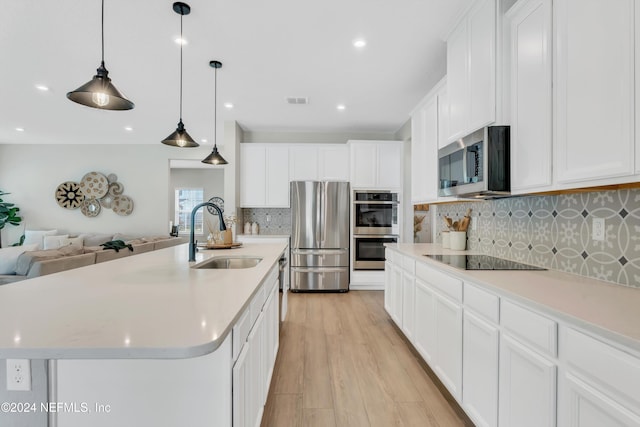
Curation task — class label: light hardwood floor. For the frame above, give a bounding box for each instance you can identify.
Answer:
[261,291,473,427]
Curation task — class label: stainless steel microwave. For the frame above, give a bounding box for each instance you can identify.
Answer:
[438,126,510,198]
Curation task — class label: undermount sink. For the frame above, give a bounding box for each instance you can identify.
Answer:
[193,256,263,269]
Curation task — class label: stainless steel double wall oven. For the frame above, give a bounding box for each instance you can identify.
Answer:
[352,190,399,270]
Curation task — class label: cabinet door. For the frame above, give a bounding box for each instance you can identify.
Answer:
[390,264,403,326]
[377,143,403,189]
[248,312,265,427]
[414,279,436,364]
[266,146,290,207]
[437,84,450,149]
[289,146,318,181]
[434,292,463,400]
[468,0,496,131]
[499,334,557,427]
[508,0,553,193]
[447,20,470,142]
[240,145,266,207]
[554,0,635,184]
[401,271,415,341]
[560,372,640,427]
[233,343,251,427]
[411,98,438,202]
[350,143,377,188]
[463,311,499,427]
[384,261,394,315]
[319,145,350,181]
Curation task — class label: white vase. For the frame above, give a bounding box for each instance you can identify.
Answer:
[442,231,450,249]
[450,231,466,251]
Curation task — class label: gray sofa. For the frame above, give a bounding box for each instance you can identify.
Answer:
[0,236,187,286]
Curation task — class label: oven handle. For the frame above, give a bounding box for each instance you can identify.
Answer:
[353,235,399,239]
[353,200,398,205]
[291,267,348,273]
[292,249,348,255]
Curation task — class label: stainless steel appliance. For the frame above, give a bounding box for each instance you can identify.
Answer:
[438,125,510,198]
[352,190,399,270]
[352,190,399,235]
[278,253,289,322]
[424,254,546,270]
[290,181,350,292]
[353,234,398,270]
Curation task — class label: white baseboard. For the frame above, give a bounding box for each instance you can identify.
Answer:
[349,283,385,291]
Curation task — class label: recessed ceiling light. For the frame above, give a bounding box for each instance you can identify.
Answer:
[337,104,346,111]
[15,127,24,132]
[175,37,188,45]
[35,84,49,92]
[201,138,208,143]
[124,126,133,131]
[353,39,367,48]
[223,103,234,109]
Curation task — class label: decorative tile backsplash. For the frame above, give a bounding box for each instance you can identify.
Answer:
[433,188,640,288]
[239,208,291,235]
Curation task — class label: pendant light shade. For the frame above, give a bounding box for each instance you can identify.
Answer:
[67,0,134,110]
[162,2,198,148]
[202,60,228,165]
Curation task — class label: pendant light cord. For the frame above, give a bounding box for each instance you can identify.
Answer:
[213,66,217,148]
[101,0,105,64]
[179,12,183,121]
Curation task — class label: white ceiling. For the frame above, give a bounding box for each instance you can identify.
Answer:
[0,0,471,146]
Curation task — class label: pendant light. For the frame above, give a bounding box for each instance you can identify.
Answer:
[202,61,228,164]
[67,0,134,110]
[162,2,198,147]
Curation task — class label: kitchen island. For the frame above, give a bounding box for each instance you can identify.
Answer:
[0,242,287,427]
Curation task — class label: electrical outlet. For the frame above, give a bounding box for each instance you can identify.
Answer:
[592,218,605,241]
[6,359,31,391]
[471,217,478,231]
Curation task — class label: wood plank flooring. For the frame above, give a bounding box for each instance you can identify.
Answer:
[261,291,473,427]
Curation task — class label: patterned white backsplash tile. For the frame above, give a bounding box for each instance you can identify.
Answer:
[239,208,291,235]
[433,188,640,288]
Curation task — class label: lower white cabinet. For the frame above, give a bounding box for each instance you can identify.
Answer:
[433,290,463,400]
[384,261,403,326]
[499,334,557,427]
[413,278,436,364]
[463,310,499,427]
[232,272,280,427]
[401,270,415,341]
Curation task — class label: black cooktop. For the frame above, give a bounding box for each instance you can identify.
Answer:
[424,254,546,271]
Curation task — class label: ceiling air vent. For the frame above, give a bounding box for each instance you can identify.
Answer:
[286,97,309,105]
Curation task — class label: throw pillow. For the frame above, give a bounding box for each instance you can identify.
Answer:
[62,237,84,248]
[0,244,39,275]
[23,229,58,250]
[43,234,70,250]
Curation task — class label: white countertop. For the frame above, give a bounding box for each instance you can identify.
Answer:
[388,243,640,353]
[0,242,287,359]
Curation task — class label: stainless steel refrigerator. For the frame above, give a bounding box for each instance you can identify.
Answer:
[290,181,350,292]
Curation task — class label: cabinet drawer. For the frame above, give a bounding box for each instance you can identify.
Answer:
[564,327,640,407]
[416,262,462,302]
[233,307,251,361]
[250,282,266,326]
[464,282,499,323]
[501,300,557,357]
[402,256,415,275]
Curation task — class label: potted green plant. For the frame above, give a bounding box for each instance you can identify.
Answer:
[0,190,23,248]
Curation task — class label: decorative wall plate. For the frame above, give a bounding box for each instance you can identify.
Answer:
[55,181,85,209]
[112,195,134,216]
[79,172,109,199]
[107,173,118,183]
[108,182,124,196]
[80,198,101,217]
[207,196,224,215]
[100,194,114,209]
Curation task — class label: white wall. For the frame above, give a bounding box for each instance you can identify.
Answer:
[0,125,239,243]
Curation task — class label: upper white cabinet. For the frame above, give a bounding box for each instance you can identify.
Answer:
[240,144,290,208]
[506,0,553,194]
[447,0,497,142]
[289,144,350,182]
[349,140,402,189]
[554,0,635,185]
[411,92,439,203]
[437,84,450,149]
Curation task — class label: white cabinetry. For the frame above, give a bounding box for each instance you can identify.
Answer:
[559,328,640,427]
[463,283,500,427]
[289,144,349,181]
[414,278,436,364]
[447,0,496,142]
[554,0,635,185]
[506,0,553,194]
[349,140,402,189]
[401,257,416,341]
[240,144,290,207]
[411,93,439,203]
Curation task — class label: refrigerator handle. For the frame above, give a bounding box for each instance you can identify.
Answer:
[316,183,322,244]
[321,182,327,244]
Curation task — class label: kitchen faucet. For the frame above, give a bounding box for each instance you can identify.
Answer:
[189,202,226,262]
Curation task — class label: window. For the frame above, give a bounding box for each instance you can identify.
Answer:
[174,188,204,235]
